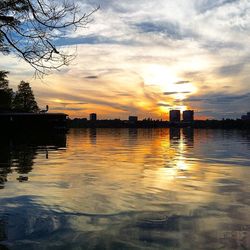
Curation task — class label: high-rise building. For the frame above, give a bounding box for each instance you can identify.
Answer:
[183,110,194,122]
[89,113,97,121]
[169,110,181,122]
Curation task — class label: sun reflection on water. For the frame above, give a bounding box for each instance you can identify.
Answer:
[0,129,249,249]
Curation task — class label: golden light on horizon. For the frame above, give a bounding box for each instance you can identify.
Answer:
[43,62,199,119]
[53,99,64,104]
[141,64,197,116]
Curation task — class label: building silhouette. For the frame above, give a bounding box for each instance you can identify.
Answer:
[0,113,68,132]
[89,113,97,121]
[169,110,181,122]
[183,110,194,122]
[129,116,138,123]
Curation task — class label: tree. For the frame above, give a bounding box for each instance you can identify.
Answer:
[0,70,13,111]
[12,80,39,112]
[0,0,99,76]
[0,70,9,89]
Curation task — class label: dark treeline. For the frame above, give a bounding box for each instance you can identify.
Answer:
[0,71,39,113]
[193,119,250,129]
[68,118,250,130]
[0,71,68,133]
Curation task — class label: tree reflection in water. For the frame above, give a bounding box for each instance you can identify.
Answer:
[0,132,67,249]
[0,133,66,188]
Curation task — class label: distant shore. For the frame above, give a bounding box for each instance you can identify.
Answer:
[68,119,250,130]
[0,112,249,131]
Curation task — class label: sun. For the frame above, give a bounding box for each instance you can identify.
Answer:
[142,64,179,88]
[141,64,198,115]
[142,64,197,98]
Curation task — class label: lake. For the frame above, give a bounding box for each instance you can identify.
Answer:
[0,128,249,250]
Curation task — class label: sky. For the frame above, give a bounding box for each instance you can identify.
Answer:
[1,0,250,120]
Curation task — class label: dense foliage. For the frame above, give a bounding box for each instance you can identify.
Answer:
[12,80,39,112]
[0,70,13,111]
[0,70,39,112]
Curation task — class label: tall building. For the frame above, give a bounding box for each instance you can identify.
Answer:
[169,110,181,122]
[89,113,97,121]
[183,110,194,122]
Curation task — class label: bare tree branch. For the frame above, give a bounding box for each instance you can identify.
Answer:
[0,0,99,77]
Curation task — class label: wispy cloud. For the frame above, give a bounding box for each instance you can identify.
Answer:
[164,91,191,95]
[175,81,190,84]
[84,75,99,79]
[157,102,171,107]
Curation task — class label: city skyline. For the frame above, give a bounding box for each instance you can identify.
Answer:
[72,109,250,122]
[0,0,250,120]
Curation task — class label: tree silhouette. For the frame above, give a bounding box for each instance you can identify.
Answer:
[0,70,13,111]
[0,0,99,76]
[0,71,9,89]
[12,81,39,112]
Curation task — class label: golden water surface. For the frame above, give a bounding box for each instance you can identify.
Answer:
[0,128,249,249]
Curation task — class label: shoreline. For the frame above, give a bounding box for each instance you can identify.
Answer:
[68,120,250,130]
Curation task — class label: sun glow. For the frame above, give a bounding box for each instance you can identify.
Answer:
[142,64,197,99]
[53,99,64,104]
[173,93,187,100]
[142,64,180,88]
[175,105,188,112]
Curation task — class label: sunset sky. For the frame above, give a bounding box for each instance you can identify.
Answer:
[1,0,250,120]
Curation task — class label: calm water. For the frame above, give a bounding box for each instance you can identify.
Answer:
[0,128,249,250]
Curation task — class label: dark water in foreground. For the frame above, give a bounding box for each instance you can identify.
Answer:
[0,128,249,250]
